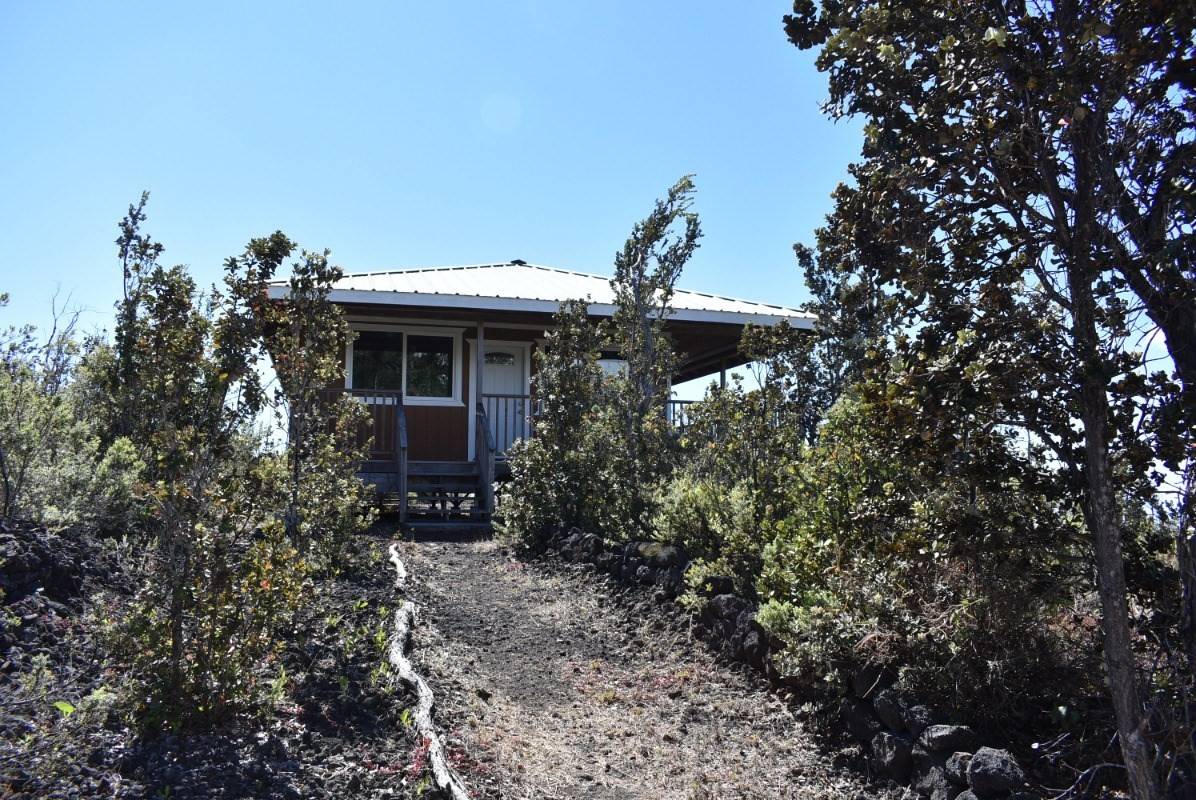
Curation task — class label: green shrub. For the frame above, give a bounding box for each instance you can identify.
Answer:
[754,396,1097,721]
[503,177,700,548]
[121,519,308,724]
[652,475,761,597]
[498,299,604,547]
[100,199,370,727]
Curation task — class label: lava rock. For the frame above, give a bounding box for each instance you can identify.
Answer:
[871,731,914,782]
[967,747,1025,797]
[631,542,688,569]
[0,524,86,604]
[739,629,767,667]
[707,594,753,629]
[620,558,641,581]
[841,698,882,742]
[852,663,897,699]
[577,532,603,558]
[915,763,963,800]
[904,705,941,738]
[920,725,979,753]
[946,752,972,786]
[698,575,735,596]
[872,686,906,731]
[662,565,686,594]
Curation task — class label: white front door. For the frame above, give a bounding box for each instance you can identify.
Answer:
[481,344,530,454]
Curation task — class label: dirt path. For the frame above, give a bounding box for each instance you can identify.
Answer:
[395,536,884,800]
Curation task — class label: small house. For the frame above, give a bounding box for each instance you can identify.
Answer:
[267,261,812,530]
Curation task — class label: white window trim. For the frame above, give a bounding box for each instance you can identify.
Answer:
[345,323,465,407]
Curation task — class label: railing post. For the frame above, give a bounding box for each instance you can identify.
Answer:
[475,321,485,410]
[397,396,408,524]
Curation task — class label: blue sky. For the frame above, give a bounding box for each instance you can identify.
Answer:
[0,1,860,377]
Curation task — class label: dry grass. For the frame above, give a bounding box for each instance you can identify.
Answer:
[396,536,894,800]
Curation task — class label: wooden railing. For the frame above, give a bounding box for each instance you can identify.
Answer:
[326,388,409,521]
[475,402,496,515]
[396,402,408,523]
[482,393,532,453]
[665,399,695,430]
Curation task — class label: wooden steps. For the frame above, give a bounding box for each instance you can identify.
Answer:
[382,460,493,534]
[408,461,478,476]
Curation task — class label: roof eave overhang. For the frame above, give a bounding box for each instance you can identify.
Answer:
[265,286,816,330]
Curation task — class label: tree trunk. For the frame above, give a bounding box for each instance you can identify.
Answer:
[169,540,191,699]
[1154,301,1196,407]
[1067,264,1160,800]
[286,401,304,551]
[0,442,12,520]
[1178,465,1196,680]
[1077,400,1159,800]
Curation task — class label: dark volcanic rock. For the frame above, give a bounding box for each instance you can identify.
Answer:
[631,542,687,569]
[904,705,945,739]
[698,575,735,596]
[871,731,914,782]
[946,752,972,786]
[739,628,767,667]
[661,565,686,595]
[708,593,752,619]
[841,698,882,742]
[919,724,979,753]
[0,522,86,604]
[967,747,1025,797]
[915,762,963,800]
[872,686,906,731]
[851,663,897,699]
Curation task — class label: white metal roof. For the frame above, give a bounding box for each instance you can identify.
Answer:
[266,262,814,328]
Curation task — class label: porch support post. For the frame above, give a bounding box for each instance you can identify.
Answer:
[476,322,485,400]
[475,321,495,515]
[719,359,727,389]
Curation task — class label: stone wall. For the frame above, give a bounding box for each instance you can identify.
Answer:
[548,527,1034,800]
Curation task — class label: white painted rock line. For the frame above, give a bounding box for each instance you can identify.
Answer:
[387,543,470,800]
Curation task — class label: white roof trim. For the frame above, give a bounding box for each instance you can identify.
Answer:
[265,262,815,330]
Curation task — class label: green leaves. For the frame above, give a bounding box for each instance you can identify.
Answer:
[982,26,1007,47]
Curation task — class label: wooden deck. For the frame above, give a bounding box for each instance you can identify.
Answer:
[341,389,691,533]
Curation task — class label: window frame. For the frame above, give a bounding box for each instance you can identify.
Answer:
[345,323,464,407]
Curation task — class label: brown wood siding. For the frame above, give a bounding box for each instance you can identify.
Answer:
[326,310,772,464]
[404,405,467,460]
[364,402,399,461]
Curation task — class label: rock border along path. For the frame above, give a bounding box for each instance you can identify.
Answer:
[388,543,471,800]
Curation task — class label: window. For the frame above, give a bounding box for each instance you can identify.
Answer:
[406,334,454,398]
[484,351,516,366]
[597,350,626,377]
[352,330,405,390]
[348,327,461,404]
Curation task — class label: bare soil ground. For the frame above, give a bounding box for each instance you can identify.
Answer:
[394,531,888,800]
